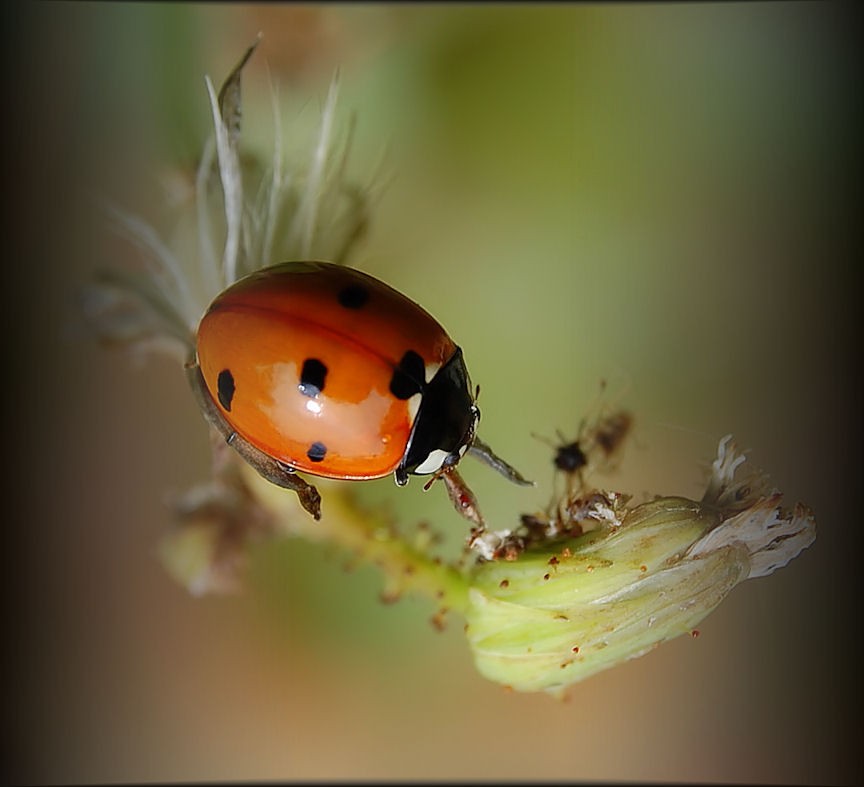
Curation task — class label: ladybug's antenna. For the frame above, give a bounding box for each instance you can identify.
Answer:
[469,436,534,487]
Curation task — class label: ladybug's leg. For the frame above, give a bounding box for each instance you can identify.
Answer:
[435,466,485,529]
[469,436,534,487]
[185,359,322,520]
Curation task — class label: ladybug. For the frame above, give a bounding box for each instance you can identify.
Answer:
[186,261,531,524]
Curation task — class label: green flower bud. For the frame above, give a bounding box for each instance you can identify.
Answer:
[157,465,273,596]
[158,519,241,597]
[464,437,816,695]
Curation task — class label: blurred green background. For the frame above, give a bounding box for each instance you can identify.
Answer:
[7,3,859,783]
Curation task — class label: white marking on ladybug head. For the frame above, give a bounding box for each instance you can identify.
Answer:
[424,361,441,384]
[414,448,450,475]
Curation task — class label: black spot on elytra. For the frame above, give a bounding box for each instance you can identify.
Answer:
[299,358,328,397]
[307,441,327,462]
[217,369,235,411]
[389,349,425,400]
[338,283,370,309]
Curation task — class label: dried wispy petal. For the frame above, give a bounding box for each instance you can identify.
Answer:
[693,435,816,578]
[693,495,816,579]
[218,34,261,148]
[205,74,243,287]
[91,37,372,367]
[81,269,193,362]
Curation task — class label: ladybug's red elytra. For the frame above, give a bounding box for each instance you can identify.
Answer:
[186,261,531,524]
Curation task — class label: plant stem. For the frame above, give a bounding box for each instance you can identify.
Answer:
[248,467,472,614]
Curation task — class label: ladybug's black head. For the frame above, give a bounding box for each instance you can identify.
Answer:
[394,347,477,486]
